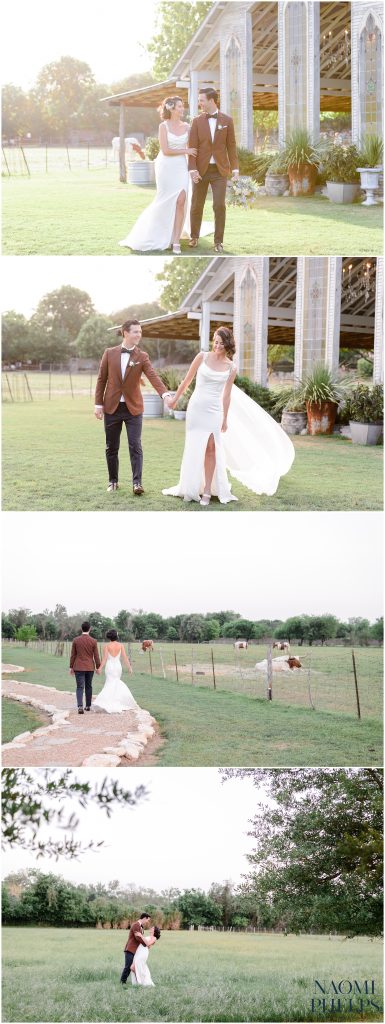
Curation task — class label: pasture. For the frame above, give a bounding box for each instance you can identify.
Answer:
[2,645,382,766]
[2,163,383,256]
[2,927,383,1022]
[2,395,383,511]
[1,696,47,743]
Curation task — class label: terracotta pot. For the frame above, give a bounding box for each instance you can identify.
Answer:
[306,400,337,435]
[288,163,317,196]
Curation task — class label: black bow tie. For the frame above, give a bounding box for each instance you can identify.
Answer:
[121,348,135,355]
[207,113,218,119]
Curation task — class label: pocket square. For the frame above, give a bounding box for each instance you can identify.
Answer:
[217,125,227,131]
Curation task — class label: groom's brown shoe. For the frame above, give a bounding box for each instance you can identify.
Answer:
[188,238,198,247]
[133,484,144,496]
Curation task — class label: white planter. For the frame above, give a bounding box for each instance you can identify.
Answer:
[349,421,383,445]
[128,160,155,187]
[326,181,360,204]
[174,410,186,420]
[357,167,382,206]
[143,393,164,418]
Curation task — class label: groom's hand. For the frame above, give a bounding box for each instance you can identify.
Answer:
[94,405,104,420]
[232,169,239,178]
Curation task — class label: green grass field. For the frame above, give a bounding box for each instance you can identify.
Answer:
[2,169,383,256]
[2,927,383,1022]
[2,646,382,766]
[2,398,383,510]
[1,696,46,743]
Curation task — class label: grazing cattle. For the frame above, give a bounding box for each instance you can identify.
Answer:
[112,137,146,160]
[234,640,248,650]
[255,655,302,673]
[287,656,302,670]
[273,641,290,652]
[141,639,154,653]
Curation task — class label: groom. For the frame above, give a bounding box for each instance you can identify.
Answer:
[188,87,239,253]
[95,320,171,494]
[120,913,151,985]
[69,621,101,714]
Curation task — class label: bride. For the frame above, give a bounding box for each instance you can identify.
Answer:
[119,96,196,254]
[93,629,138,713]
[162,327,295,505]
[131,926,161,987]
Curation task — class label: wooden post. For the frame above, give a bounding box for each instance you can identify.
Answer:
[2,147,11,176]
[119,103,127,183]
[267,645,273,700]
[174,650,179,682]
[307,653,315,710]
[66,146,71,171]
[45,146,48,173]
[49,365,52,400]
[69,371,74,398]
[24,373,33,401]
[191,646,194,685]
[87,145,90,170]
[5,375,14,401]
[20,146,30,176]
[159,649,166,679]
[149,650,153,676]
[351,651,361,720]
[89,373,93,398]
[211,648,216,690]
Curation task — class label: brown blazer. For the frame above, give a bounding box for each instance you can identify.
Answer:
[188,112,238,179]
[95,345,166,416]
[124,919,147,954]
[70,633,101,671]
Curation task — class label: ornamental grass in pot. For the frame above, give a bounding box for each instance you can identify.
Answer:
[271,387,307,434]
[295,364,353,435]
[357,134,384,205]
[280,129,321,196]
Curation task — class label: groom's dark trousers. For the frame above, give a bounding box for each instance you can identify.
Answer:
[104,404,143,485]
[74,671,94,709]
[120,951,135,985]
[190,163,227,244]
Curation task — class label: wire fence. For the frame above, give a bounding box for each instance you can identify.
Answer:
[2,146,115,177]
[2,640,382,720]
[2,372,95,402]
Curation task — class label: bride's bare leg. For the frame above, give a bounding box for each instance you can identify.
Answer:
[203,434,216,494]
[171,190,186,244]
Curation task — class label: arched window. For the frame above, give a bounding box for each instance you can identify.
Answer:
[359,13,383,137]
[239,269,257,378]
[284,1,307,135]
[225,35,242,138]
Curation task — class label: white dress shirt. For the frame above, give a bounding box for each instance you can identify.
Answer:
[208,109,219,163]
[120,346,135,401]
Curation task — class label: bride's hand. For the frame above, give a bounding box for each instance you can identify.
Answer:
[167,397,176,409]
[221,419,228,432]
[187,147,197,156]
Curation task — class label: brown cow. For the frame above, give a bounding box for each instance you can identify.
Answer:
[141,639,154,652]
[273,641,290,652]
[286,656,301,670]
[234,640,248,650]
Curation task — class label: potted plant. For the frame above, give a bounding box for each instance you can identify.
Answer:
[173,391,190,420]
[295,364,353,435]
[280,129,321,196]
[271,387,307,434]
[342,384,383,445]
[357,134,384,205]
[320,144,361,204]
[158,367,182,417]
[265,153,290,196]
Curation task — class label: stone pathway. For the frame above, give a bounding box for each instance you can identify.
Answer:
[2,674,157,767]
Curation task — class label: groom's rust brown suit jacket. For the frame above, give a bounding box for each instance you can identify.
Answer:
[124,920,147,953]
[95,344,166,416]
[188,112,238,179]
[70,634,101,671]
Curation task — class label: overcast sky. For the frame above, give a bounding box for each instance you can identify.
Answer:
[2,769,262,890]
[3,512,382,621]
[2,0,157,90]
[2,257,170,318]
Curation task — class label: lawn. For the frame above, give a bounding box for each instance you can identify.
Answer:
[2,169,383,255]
[2,647,382,766]
[1,696,47,743]
[2,927,383,1022]
[2,398,383,511]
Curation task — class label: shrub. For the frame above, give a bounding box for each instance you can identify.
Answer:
[145,136,160,161]
[320,144,360,183]
[236,147,260,178]
[254,152,279,181]
[158,367,183,391]
[357,357,374,378]
[342,384,383,423]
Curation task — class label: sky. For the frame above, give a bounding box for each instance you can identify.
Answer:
[3,511,383,621]
[2,769,263,890]
[2,257,170,318]
[2,0,157,90]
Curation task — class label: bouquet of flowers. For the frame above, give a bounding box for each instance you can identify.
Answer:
[226,175,260,208]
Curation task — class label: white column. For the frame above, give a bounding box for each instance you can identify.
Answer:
[295,258,335,379]
[220,9,253,149]
[373,257,384,383]
[200,302,211,351]
[325,257,342,372]
[189,69,199,119]
[234,258,269,384]
[351,3,384,145]
[278,1,320,146]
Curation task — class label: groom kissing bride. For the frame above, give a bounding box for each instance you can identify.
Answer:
[120,87,239,254]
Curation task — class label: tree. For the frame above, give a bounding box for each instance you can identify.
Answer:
[2,769,146,859]
[307,614,338,645]
[88,612,114,641]
[115,610,135,642]
[179,615,206,643]
[371,618,383,644]
[166,626,179,642]
[15,625,37,646]
[348,617,371,646]
[147,2,213,80]
[275,616,309,645]
[177,888,222,928]
[222,619,255,640]
[33,57,96,136]
[202,618,220,642]
[156,258,211,311]
[2,615,16,639]
[75,315,115,360]
[222,769,383,936]
[2,85,31,138]
[2,312,32,363]
[30,286,95,363]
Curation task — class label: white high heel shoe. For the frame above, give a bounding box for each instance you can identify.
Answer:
[172,243,181,254]
[200,492,211,506]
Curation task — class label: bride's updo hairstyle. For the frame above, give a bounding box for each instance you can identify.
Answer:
[106,629,118,641]
[153,926,161,939]
[158,96,183,120]
[215,326,236,359]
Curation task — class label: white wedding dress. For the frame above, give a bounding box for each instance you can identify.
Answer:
[162,354,295,503]
[119,125,212,251]
[131,943,154,987]
[93,650,137,714]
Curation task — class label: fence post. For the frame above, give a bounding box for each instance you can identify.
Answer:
[2,147,11,175]
[66,146,72,171]
[5,375,14,401]
[20,146,31,177]
[351,651,361,720]
[45,146,48,173]
[89,373,93,399]
[24,373,33,401]
[49,365,52,400]
[307,652,315,710]
[267,644,273,700]
[191,646,194,685]
[69,371,74,398]
[149,650,153,676]
[211,648,216,690]
[159,649,166,679]
[174,650,179,682]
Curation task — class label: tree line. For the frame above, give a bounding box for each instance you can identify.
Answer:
[2,769,382,937]
[3,605,383,646]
